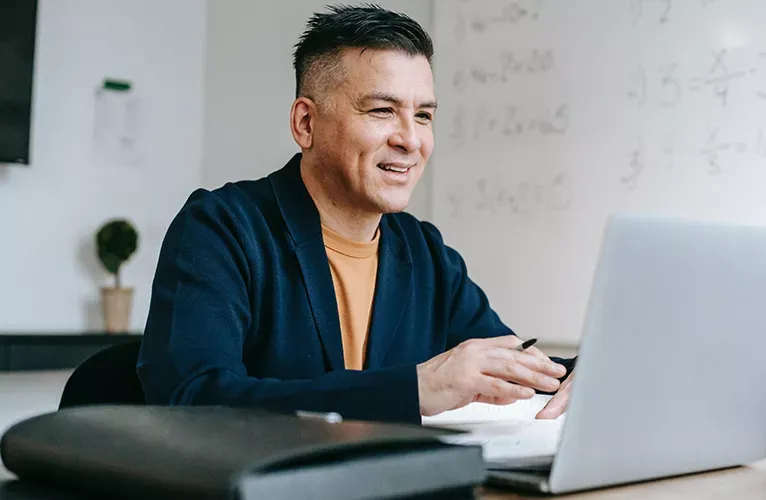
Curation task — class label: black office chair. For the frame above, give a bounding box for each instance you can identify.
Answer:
[58,339,146,410]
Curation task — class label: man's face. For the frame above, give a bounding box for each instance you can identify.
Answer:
[309,49,436,214]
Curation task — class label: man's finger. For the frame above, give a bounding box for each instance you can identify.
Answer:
[525,346,548,360]
[477,375,536,402]
[536,375,573,419]
[483,358,561,392]
[515,352,568,379]
[475,394,519,406]
[536,396,565,419]
[485,348,567,379]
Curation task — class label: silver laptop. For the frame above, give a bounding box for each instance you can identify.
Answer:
[487,212,766,494]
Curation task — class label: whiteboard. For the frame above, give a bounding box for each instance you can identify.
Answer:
[431,0,766,345]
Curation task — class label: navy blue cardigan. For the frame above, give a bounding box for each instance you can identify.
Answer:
[138,154,574,424]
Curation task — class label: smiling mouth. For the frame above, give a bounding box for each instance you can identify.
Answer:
[377,163,411,173]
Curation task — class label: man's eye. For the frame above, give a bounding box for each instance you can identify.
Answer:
[370,108,393,116]
[416,112,433,123]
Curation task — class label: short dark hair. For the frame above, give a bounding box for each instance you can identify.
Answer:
[293,4,434,100]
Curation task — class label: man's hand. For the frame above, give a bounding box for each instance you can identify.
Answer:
[536,371,574,419]
[416,335,568,416]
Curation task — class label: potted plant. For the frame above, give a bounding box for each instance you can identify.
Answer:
[96,218,139,333]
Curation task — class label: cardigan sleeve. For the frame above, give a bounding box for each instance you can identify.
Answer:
[420,221,576,381]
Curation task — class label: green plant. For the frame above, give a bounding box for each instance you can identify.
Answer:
[96,219,139,288]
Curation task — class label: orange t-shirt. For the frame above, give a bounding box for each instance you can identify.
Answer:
[322,224,380,370]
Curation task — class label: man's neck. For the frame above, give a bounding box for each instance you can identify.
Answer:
[300,161,381,242]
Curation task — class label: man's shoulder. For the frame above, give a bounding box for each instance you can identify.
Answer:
[385,213,467,284]
[179,175,276,224]
[190,154,301,221]
[167,173,285,254]
[205,176,273,210]
[385,212,448,252]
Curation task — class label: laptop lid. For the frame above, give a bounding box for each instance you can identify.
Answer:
[547,213,766,494]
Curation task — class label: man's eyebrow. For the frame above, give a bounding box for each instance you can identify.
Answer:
[359,92,438,109]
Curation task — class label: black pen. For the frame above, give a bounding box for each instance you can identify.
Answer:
[514,338,538,351]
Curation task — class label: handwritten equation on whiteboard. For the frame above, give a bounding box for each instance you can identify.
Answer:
[626,51,766,111]
[622,48,766,187]
[452,0,543,43]
[437,0,766,226]
[445,173,574,219]
[630,0,718,26]
[620,128,766,191]
[449,103,570,146]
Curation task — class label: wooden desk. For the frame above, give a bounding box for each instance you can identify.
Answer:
[0,461,763,499]
[480,459,766,499]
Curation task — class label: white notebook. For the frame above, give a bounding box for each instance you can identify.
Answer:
[421,395,565,462]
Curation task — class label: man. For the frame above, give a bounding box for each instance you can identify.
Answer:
[138,5,575,424]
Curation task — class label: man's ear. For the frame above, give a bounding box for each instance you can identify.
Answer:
[290,97,316,150]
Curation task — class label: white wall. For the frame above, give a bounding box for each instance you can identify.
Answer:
[0,1,436,333]
[0,0,207,332]
[202,0,434,221]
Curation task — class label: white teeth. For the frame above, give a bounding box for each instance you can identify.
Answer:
[380,165,408,173]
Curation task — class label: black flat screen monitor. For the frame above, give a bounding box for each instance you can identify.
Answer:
[0,1,38,165]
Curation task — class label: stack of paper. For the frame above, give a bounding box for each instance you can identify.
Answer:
[422,395,565,462]
[421,394,556,425]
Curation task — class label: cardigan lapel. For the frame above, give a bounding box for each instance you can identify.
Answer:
[268,154,414,371]
[268,154,345,371]
[364,217,413,369]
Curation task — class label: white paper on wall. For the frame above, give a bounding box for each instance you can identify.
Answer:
[93,85,144,167]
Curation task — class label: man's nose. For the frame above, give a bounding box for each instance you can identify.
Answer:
[389,117,422,153]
